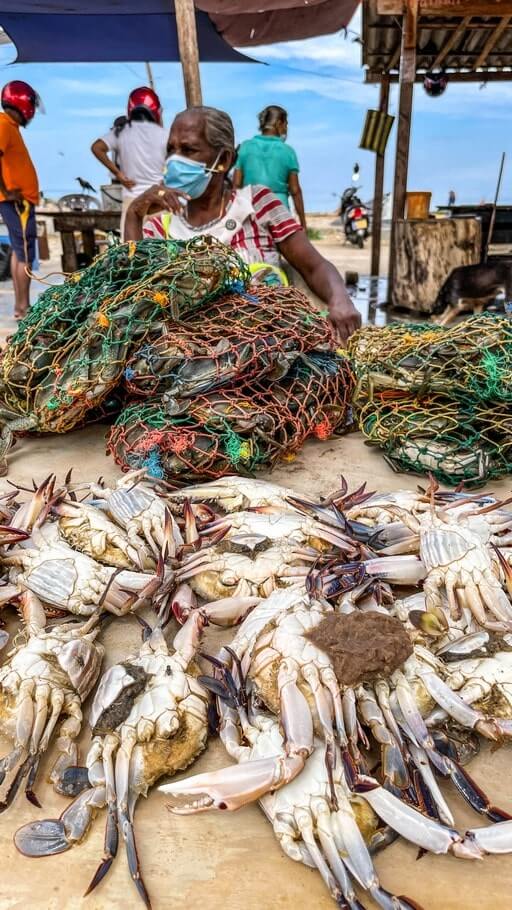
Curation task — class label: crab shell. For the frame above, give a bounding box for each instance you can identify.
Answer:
[185,543,309,601]
[0,624,104,737]
[88,650,209,790]
[167,476,296,514]
[56,502,153,570]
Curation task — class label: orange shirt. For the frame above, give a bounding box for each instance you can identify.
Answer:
[0,112,38,204]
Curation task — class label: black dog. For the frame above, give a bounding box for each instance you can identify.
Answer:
[434,260,512,324]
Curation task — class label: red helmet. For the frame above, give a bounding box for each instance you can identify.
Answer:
[1,80,40,125]
[127,86,162,125]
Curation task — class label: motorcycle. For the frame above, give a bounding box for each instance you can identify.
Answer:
[339,186,369,248]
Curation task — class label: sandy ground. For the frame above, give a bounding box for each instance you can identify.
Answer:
[0,227,510,910]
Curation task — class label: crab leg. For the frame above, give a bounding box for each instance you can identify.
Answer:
[14,742,106,857]
[85,736,119,895]
[354,776,483,859]
[294,804,366,910]
[162,660,313,811]
[355,685,410,794]
[394,671,510,822]
[317,765,420,910]
[417,663,512,743]
[361,556,427,586]
[467,819,512,854]
[115,734,151,909]
[406,741,454,827]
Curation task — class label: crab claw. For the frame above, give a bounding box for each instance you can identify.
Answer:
[0,524,30,545]
[492,544,512,599]
[161,752,307,813]
[15,818,71,856]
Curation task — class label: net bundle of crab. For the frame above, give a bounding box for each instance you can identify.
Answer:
[108,349,354,483]
[0,236,252,472]
[348,313,512,486]
[0,236,353,479]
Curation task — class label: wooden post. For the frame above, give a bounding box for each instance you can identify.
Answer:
[370,76,390,278]
[174,0,203,108]
[388,0,417,297]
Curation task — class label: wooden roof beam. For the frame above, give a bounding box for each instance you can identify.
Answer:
[431,15,472,68]
[365,68,512,82]
[473,15,511,68]
[378,1,512,14]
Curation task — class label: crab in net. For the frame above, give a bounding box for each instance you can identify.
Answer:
[348,314,512,401]
[124,285,330,400]
[108,351,354,484]
[0,237,250,473]
[347,315,512,487]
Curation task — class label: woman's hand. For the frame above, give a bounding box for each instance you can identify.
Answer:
[117,171,136,191]
[129,184,188,219]
[327,293,361,346]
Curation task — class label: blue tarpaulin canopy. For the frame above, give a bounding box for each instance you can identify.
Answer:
[0,1,359,63]
[0,1,251,64]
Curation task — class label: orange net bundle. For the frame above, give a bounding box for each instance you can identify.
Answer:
[108,351,354,484]
[124,286,330,399]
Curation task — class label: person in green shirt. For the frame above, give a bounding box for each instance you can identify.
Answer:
[233,105,307,229]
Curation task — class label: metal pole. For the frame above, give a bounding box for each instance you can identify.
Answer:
[370,76,390,278]
[174,0,203,108]
[484,152,506,262]
[145,62,155,90]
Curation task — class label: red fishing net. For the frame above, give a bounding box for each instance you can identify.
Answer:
[108,351,354,484]
[124,285,331,400]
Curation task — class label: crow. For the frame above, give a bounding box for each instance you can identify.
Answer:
[76,177,96,193]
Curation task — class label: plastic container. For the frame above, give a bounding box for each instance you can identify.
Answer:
[100,182,122,212]
[406,191,432,220]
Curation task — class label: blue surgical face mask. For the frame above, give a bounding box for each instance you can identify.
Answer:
[164,152,221,199]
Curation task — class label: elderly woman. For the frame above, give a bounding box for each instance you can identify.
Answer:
[125,106,360,344]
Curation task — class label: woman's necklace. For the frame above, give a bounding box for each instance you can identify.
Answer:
[185,189,229,228]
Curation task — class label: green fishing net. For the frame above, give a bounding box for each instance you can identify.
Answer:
[0,236,250,433]
[349,314,512,486]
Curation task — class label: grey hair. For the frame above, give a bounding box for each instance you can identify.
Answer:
[177,105,235,153]
[258,104,287,132]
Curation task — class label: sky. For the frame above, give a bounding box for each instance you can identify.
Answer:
[1,8,512,211]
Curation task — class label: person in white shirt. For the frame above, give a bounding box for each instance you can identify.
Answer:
[91,86,168,239]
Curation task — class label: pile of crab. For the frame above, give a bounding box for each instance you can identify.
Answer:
[2,471,512,909]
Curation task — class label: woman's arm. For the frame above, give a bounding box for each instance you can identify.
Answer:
[288,172,307,230]
[91,138,135,190]
[124,185,188,241]
[278,231,361,344]
[232,167,243,190]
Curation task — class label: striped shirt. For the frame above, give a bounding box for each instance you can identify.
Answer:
[143,184,302,266]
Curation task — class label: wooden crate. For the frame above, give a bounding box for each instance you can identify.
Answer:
[392,216,481,313]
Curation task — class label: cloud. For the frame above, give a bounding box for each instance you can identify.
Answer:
[48,76,127,97]
[251,33,362,69]
[245,6,362,69]
[263,72,378,107]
